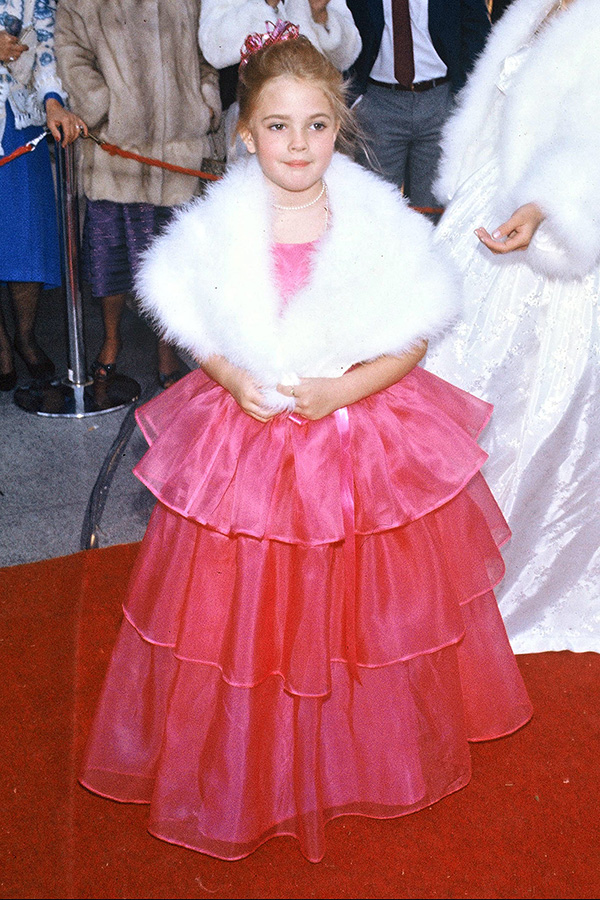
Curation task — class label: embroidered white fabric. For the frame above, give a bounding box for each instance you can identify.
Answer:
[426,47,600,654]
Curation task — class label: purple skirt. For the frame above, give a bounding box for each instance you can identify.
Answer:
[82,199,175,298]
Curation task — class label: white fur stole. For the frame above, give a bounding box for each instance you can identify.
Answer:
[136,153,461,411]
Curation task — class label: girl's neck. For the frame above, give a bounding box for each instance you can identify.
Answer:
[271,182,330,244]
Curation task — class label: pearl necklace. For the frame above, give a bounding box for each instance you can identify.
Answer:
[273,181,326,211]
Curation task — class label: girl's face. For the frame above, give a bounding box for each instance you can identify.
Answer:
[239,75,340,205]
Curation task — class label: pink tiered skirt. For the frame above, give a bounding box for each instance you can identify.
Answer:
[80,366,533,862]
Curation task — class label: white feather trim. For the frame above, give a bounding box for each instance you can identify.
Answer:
[136,154,460,402]
[435,0,600,280]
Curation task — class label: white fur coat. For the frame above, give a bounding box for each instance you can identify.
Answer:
[56,0,221,206]
[434,0,600,279]
[136,153,460,411]
[199,0,362,72]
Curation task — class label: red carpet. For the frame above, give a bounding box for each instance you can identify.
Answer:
[1,543,599,899]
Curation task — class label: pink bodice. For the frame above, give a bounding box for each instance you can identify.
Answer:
[271,241,318,310]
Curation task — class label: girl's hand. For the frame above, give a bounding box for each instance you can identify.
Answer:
[45,98,88,147]
[200,355,278,423]
[0,31,27,64]
[278,346,428,421]
[227,369,279,422]
[475,203,545,254]
[277,377,341,421]
[309,0,330,26]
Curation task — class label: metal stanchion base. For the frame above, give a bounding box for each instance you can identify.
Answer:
[13,373,141,418]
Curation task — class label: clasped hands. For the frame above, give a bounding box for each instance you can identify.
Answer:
[475,202,545,254]
[230,370,341,423]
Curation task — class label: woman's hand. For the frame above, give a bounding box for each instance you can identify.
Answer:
[0,31,27,65]
[45,98,88,147]
[475,203,545,254]
[309,0,330,26]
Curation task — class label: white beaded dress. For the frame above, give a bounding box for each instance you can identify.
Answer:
[426,41,600,653]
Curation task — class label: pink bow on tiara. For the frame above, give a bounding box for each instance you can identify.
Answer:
[239,19,301,68]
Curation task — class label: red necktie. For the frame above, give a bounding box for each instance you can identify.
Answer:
[391,0,415,88]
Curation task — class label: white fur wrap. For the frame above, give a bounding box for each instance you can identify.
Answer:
[136,153,460,411]
[198,0,362,72]
[434,0,600,280]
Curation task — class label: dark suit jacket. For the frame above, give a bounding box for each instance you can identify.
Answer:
[346,0,491,97]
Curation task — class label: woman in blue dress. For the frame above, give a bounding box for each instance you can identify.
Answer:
[0,0,85,390]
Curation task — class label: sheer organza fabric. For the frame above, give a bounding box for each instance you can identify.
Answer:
[80,365,532,862]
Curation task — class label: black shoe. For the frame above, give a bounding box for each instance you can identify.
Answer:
[0,369,17,391]
[158,369,184,390]
[14,337,55,380]
[90,358,117,382]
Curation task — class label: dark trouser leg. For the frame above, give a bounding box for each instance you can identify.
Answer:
[405,83,452,213]
[354,85,411,192]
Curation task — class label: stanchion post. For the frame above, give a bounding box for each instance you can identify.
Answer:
[55,138,87,391]
[14,135,140,417]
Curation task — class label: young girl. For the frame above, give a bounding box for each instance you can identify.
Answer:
[79,24,532,863]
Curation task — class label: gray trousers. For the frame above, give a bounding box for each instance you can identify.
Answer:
[354,81,452,210]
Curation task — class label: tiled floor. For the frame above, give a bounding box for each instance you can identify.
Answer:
[0,282,192,567]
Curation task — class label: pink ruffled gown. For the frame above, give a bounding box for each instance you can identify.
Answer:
[80,241,533,863]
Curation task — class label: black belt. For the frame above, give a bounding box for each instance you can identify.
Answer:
[368,75,449,93]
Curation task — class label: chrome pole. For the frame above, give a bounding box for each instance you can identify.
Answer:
[56,137,86,389]
[15,136,140,417]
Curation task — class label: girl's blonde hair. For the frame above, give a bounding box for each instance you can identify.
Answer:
[236,34,357,155]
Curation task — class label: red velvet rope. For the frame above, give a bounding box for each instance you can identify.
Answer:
[98,141,222,181]
[0,141,38,167]
[1,132,444,215]
[99,141,444,212]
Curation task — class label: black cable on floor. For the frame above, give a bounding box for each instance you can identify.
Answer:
[80,387,156,551]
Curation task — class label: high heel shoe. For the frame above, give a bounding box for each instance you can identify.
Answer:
[90,359,117,382]
[13,337,56,380]
[0,369,17,391]
[157,369,184,390]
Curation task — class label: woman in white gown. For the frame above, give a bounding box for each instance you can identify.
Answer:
[425,0,600,654]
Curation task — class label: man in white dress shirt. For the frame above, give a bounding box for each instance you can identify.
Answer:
[347,0,490,213]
